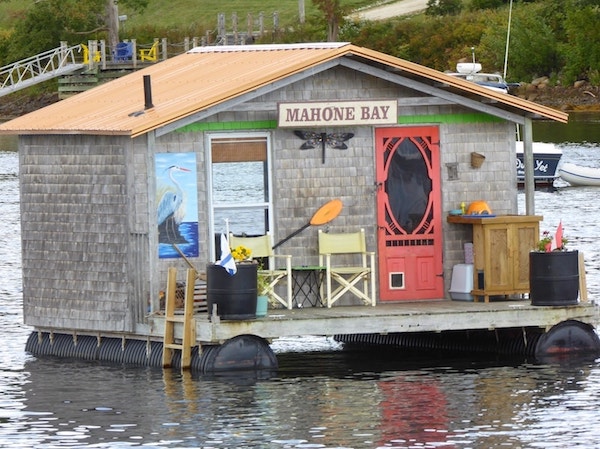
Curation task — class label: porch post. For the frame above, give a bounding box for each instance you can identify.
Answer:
[522,117,535,215]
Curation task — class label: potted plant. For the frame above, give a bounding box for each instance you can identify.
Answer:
[256,272,269,317]
[529,223,579,306]
[231,245,252,262]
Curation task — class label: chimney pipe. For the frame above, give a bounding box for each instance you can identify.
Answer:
[143,75,154,109]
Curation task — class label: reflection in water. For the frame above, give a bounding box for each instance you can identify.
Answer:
[10,352,600,448]
[0,134,17,152]
[378,374,451,447]
[213,161,267,236]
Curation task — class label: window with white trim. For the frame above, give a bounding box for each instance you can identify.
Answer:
[209,134,271,242]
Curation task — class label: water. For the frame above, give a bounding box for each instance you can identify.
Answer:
[533,112,600,144]
[2,116,600,448]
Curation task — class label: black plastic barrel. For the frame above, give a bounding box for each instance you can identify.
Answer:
[206,263,257,320]
[529,250,579,306]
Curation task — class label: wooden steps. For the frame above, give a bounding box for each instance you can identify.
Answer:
[162,267,197,370]
[58,74,99,99]
[58,66,142,99]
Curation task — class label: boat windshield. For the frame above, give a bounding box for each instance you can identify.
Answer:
[464,74,504,83]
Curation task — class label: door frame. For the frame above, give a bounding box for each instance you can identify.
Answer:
[375,126,444,301]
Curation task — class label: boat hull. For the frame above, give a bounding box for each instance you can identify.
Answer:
[558,162,600,186]
[516,142,562,185]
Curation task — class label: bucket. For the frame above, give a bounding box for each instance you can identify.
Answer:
[256,295,268,317]
[529,251,579,306]
[206,263,257,320]
[471,152,485,168]
[449,263,473,301]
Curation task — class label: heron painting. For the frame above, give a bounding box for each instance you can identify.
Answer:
[155,153,199,258]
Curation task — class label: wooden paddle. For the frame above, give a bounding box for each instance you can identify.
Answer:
[272,199,343,249]
[172,244,206,280]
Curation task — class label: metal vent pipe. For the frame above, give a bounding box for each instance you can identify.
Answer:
[143,75,154,109]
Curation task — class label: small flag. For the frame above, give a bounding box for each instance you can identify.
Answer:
[551,221,563,251]
[216,233,236,275]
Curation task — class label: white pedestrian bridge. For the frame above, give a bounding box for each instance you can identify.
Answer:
[0,42,84,98]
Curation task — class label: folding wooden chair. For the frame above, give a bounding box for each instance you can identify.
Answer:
[229,233,293,309]
[318,228,376,308]
[139,40,159,62]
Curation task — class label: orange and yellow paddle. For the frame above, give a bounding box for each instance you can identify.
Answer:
[272,199,343,249]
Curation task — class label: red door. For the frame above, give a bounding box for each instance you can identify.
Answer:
[375,126,444,301]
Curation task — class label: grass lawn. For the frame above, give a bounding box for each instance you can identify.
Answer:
[0,0,386,32]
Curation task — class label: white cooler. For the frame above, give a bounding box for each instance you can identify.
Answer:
[449,263,474,301]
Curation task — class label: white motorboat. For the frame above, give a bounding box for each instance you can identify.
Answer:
[515,141,563,185]
[447,62,511,94]
[558,162,600,186]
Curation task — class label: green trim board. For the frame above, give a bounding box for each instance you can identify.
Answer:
[175,113,502,132]
[177,120,278,132]
[399,113,503,124]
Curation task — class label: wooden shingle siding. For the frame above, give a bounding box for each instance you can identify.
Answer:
[20,136,134,332]
[162,67,518,287]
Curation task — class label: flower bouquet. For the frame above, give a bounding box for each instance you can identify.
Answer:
[536,221,567,252]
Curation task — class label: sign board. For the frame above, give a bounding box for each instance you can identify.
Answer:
[278,100,398,127]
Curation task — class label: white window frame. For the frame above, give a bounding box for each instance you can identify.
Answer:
[206,131,274,260]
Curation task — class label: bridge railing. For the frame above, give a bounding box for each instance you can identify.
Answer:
[0,42,83,91]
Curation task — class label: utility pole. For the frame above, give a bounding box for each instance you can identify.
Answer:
[107,0,120,52]
[503,0,513,80]
[299,0,305,24]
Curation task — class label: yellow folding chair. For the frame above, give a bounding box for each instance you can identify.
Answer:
[318,228,376,308]
[229,233,293,309]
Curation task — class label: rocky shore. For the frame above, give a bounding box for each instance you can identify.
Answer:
[0,80,598,120]
[0,92,61,120]
[516,79,600,112]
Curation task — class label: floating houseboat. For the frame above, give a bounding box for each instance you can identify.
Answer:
[0,42,598,372]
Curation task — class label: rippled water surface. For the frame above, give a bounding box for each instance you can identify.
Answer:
[2,116,600,448]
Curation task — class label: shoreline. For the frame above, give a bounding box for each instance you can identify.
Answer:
[517,82,600,113]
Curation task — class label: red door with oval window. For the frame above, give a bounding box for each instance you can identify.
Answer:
[375,126,444,301]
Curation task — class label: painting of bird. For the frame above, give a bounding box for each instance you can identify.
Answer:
[157,165,191,244]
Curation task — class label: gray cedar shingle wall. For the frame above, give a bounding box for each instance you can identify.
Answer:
[20,135,133,332]
[128,138,152,325]
[159,66,516,299]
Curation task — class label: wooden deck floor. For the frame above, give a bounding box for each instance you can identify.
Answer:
[147,299,600,345]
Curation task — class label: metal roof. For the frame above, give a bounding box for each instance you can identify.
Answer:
[0,42,568,138]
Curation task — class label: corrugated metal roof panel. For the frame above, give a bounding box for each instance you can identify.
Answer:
[346,45,568,123]
[0,43,567,137]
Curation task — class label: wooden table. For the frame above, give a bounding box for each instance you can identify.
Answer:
[447,215,542,302]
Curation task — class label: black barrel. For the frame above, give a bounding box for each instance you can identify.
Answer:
[529,250,579,306]
[206,263,257,320]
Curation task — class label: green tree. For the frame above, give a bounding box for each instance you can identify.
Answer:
[312,0,346,41]
[561,5,600,83]
[5,0,147,63]
[479,6,558,81]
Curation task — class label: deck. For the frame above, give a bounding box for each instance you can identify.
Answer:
[145,299,600,345]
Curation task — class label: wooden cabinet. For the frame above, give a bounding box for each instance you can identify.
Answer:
[447,215,542,302]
